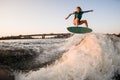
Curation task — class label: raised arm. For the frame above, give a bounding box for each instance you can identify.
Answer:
[65,12,75,20]
[83,10,93,13]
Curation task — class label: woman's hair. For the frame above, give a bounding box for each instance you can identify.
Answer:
[76,6,82,11]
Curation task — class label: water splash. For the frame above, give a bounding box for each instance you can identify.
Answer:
[13,33,120,80]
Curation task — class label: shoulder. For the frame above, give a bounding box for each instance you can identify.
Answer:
[81,11,84,13]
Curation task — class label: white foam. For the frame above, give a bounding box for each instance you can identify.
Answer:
[15,33,120,80]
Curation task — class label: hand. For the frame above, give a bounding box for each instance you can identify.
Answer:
[65,18,68,20]
[90,10,94,12]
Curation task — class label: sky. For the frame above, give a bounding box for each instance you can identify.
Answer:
[0,0,120,36]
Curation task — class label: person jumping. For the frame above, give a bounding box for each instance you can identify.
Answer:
[65,6,93,27]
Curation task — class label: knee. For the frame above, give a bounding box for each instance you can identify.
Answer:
[83,20,87,22]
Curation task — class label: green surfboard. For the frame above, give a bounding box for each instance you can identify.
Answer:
[67,26,92,34]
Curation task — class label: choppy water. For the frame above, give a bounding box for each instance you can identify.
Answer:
[0,39,66,71]
[0,33,120,80]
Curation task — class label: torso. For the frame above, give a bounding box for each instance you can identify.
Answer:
[74,11,83,20]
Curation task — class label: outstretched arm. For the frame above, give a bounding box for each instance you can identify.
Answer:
[65,12,75,20]
[83,10,93,13]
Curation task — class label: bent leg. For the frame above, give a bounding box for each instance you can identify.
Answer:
[80,20,88,28]
[73,18,79,26]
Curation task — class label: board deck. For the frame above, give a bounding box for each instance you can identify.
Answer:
[67,26,92,34]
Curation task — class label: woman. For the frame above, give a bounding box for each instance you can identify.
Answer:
[65,6,93,27]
